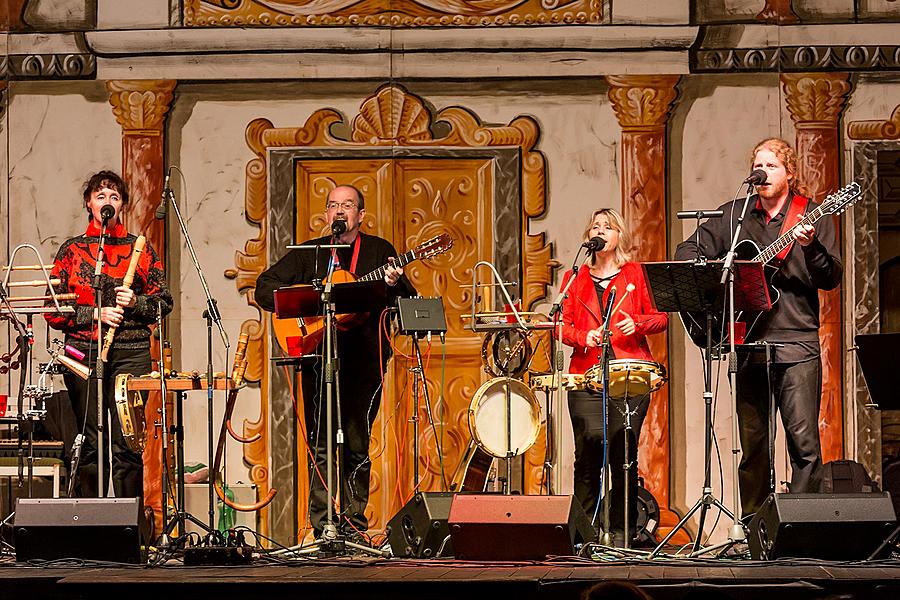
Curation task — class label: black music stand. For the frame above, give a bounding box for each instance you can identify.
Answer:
[857,333,900,558]
[643,260,770,556]
[274,280,386,324]
[855,333,900,411]
[274,279,387,557]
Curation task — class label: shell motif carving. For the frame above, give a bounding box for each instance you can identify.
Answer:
[351,85,434,145]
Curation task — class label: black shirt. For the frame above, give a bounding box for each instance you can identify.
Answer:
[255,232,417,373]
[674,192,842,363]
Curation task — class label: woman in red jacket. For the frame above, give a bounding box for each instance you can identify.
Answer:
[560,208,667,546]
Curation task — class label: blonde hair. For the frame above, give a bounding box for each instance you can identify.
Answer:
[750,137,811,198]
[584,208,632,267]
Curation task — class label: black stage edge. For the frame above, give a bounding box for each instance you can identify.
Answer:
[2,559,900,600]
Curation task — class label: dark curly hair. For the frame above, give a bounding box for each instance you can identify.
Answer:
[82,170,129,217]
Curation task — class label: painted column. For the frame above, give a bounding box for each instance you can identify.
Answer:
[107,79,177,532]
[606,74,681,539]
[781,72,852,464]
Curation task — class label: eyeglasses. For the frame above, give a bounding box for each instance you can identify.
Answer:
[325,201,359,211]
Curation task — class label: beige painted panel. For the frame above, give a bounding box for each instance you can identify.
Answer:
[611,0,689,24]
[860,0,900,19]
[97,0,170,29]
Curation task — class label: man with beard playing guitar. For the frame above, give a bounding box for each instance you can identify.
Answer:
[675,138,842,519]
[256,185,416,542]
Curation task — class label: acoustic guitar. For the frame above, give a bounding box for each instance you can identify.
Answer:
[680,181,861,349]
[271,233,453,356]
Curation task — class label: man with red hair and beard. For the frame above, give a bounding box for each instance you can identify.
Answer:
[675,138,842,518]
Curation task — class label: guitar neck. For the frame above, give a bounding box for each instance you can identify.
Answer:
[358,249,417,282]
[754,202,828,265]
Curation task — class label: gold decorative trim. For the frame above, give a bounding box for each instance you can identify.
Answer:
[781,73,851,129]
[849,104,900,140]
[605,75,681,132]
[185,0,601,27]
[106,80,177,134]
[227,83,554,536]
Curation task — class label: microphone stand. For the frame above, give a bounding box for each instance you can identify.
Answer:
[91,215,112,496]
[596,287,615,545]
[162,182,230,535]
[546,249,592,495]
[0,284,34,496]
[715,182,755,549]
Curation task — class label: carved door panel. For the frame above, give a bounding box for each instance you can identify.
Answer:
[290,156,495,534]
[369,157,494,532]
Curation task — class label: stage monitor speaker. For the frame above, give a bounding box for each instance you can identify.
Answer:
[448,494,596,560]
[387,491,454,558]
[748,492,896,561]
[14,497,146,563]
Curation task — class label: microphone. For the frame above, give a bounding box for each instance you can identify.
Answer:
[581,236,606,252]
[155,170,170,220]
[744,169,767,186]
[676,210,724,220]
[100,204,115,223]
[331,219,347,236]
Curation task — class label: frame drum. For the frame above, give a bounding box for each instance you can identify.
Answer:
[585,359,666,399]
[467,377,541,458]
[115,373,147,453]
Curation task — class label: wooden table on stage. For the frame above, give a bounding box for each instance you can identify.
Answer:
[124,376,232,393]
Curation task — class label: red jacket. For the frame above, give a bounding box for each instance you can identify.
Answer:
[560,261,667,374]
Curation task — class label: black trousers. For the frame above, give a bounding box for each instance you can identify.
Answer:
[568,389,649,538]
[301,357,382,537]
[63,346,152,498]
[735,355,823,517]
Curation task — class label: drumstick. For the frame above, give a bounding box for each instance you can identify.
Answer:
[610,283,636,320]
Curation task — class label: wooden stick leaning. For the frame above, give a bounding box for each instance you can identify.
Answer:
[213,331,277,512]
[100,235,146,362]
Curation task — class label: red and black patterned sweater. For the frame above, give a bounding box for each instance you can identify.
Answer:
[44,222,172,352]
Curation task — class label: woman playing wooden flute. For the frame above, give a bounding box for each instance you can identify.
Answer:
[45,170,172,498]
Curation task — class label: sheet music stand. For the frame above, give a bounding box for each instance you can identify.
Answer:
[647,259,771,353]
[855,332,900,411]
[273,278,387,557]
[643,260,770,557]
[274,280,387,322]
[857,332,900,558]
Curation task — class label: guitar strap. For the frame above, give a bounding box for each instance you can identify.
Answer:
[772,194,808,266]
[330,234,362,274]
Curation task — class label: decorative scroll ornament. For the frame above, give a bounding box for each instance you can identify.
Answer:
[849,104,900,140]
[185,0,598,26]
[0,54,95,79]
[694,46,900,73]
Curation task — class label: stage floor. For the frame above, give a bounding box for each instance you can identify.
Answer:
[3,554,900,600]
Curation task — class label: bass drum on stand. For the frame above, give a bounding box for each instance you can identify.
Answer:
[467,377,541,458]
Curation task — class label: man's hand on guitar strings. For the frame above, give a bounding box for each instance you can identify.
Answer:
[384,256,403,286]
[792,216,816,246]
